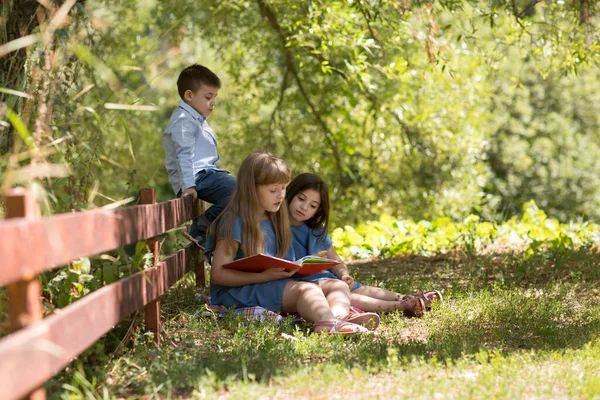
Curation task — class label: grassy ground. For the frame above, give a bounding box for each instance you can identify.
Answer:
[47,247,600,399]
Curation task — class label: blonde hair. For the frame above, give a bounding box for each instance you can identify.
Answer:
[211,152,292,258]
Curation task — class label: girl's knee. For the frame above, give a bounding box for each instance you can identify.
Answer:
[321,279,350,294]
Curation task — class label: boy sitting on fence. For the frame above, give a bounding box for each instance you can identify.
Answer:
[163,64,236,247]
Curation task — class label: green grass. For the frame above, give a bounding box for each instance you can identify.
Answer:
[46,247,600,399]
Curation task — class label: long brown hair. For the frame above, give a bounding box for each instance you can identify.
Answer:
[285,173,330,239]
[211,152,292,258]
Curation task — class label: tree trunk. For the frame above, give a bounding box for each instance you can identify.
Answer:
[0,0,41,154]
[580,0,593,47]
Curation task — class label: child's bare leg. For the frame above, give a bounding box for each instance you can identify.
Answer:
[351,293,424,317]
[352,285,404,301]
[350,293,402,312]
[317,279,351,317]
[281,281,335,324]
[282,281,367,333]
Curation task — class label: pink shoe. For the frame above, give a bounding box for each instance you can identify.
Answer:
[339,309,381,330]
[313,319,370,336]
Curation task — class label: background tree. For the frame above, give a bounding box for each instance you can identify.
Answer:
[1,0,42,152]
[1,0,599,225]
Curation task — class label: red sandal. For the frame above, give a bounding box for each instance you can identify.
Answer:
[409,290,443,310]
[402,296,426,318]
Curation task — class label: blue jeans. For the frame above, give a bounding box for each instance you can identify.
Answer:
[189,169,236,237]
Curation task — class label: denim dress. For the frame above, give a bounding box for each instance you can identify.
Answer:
[206,215,296,312]
[291,224,363,291]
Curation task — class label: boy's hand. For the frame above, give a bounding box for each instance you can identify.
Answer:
[340,274,354,290]
[262,267,299,281]
[182,187,198,200]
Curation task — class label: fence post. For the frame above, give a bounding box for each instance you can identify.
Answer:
[6,188,46,400]
[140,188,161,344]
[192,199,206,287]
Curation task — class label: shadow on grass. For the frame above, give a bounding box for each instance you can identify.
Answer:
[352,246,600,294]
[348,246,600,359]
[47,248,600,398]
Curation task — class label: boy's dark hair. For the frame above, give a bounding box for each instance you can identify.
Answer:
[286,173,330,240]
[177,64,221,100]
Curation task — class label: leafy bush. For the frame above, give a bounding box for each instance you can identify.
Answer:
[332,200,600,259]
[42,242,154,311]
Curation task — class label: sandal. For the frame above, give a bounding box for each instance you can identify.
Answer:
[313,319,370,336]
[402,297,426,318]
[339,309,381,330]
[411,290,443,310]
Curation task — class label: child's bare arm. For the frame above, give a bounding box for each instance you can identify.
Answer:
[324,246,354,289]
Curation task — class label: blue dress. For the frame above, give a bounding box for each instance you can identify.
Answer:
[291,224,363,290]
[206,215,296,312]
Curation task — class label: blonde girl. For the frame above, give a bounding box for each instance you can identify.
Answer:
[206,152,369,334]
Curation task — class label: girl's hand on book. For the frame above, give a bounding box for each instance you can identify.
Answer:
[340,274,354,289]
[261,267,299,280]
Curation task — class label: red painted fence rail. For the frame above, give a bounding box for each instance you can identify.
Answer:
[0,188,205,400]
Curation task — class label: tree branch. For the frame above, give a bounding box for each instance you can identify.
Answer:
[268,68,290,147]
[579,0,593,47]
[511,0,527,30]
[256,0,345,177]
[303,45,348,81]
[356,0,379,44]
[518,0,541,19]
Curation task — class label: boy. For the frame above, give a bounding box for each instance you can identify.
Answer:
[163,64,236,246]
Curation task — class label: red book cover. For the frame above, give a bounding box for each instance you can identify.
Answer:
[221,254,340,277]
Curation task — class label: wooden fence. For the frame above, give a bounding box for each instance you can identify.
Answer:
[0,188,205,400]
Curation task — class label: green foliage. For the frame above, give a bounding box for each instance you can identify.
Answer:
[486,64,600,221]
[332,200,600,259]
[3,0,600,226]
[42,243,154,309]
[46,257,99,309]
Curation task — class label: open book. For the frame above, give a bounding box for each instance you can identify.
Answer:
[221,253,340,277]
